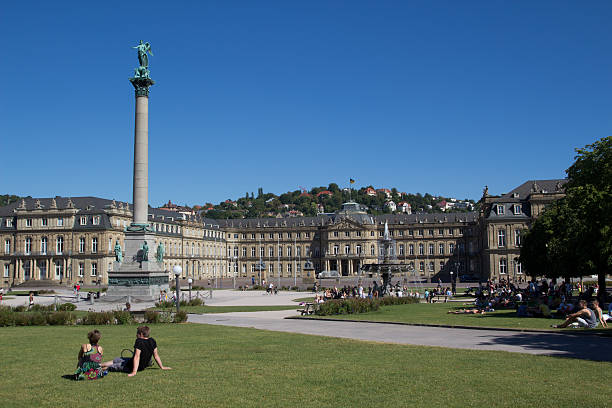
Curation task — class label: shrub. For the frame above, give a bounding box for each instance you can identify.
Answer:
[57,303,77,312]
[113,311,133,325]
[144,311,161,323]
[315,298,381,316]
[155,300,175,308]
[82,312,114,325]
[14,312,47,326]
[187,298,203,306]
[30,304,55,312]
[173,310,188,323]
[13,305,27,312]
[0,307,15,326]
[47,311,76,325]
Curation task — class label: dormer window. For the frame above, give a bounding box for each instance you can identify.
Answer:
[93,216,100,225]
[26,218,33,227]
[496,205,505,215]
[80,216,87,225]
[513,205,521,215]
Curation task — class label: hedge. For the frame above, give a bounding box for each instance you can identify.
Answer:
[315,296,419,316]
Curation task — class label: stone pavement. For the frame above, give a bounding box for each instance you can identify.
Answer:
[188,310,612,362]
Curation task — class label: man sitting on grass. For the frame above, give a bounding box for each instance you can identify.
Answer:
[552,300,597,329]
[101,326,172,377]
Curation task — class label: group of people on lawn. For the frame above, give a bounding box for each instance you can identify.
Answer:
[453,279,610,328]
[74,326,171,380]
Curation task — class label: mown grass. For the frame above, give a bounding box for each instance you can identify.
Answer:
[0,324,610,408]
[152,305,299,313]
[310,302,612,332]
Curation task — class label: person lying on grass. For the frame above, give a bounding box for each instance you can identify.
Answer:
[447,308,487,314]
[101,326,171,377]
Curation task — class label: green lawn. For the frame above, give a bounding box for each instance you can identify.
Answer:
[0,324,610,408]
[309,302,612,332]
[152,305,299,313]
[292,296,315,303]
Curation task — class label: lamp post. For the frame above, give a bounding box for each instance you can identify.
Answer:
[232,256,237,289]
[173,265,182,313]
[188,277,193,302]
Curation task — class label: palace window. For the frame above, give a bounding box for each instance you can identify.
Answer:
[91,262,97,277]
[79,238,85,253]
[250,233,255,239]
[233,246,238,257]
[438,228,444,235]
[429,261,434,272]
[370,231,375,237]
[344,231,350,237]
[370,245,375,256]
[26,218,32,227]
[449,243,455,254]
[260,247,265,257]
[428,244,434,255]
[80,216,87,225]
[418,243,424,255]
[499,258,507,274]
[418,229,423,236]
[4,264,9,278]
[5,239,10,254]
[398,230,403,237]
[419,261,424,272]
[41,237,47,254]
[297,246,301,257]
[513,205,521,215]
[399,244,405,255]
[428,229,434,236]
[514,229,521,246]
[5,219,13,227]
[93,216,100,225]
[269,264,274,274]
[296,232,301,239]
[287,264,292,274]
[242,247,247,257]
[356,231,361,237]
[92,238,98,253]
[448,228,454,236]
[356,245,361,255]
[333,231,339,237]
[497,205,505,215]
[42,218,48,227]
[440,261,444,271]
[78,263,84,277]
[279,246,283,257]
[408,229,413,236]
[409,244,414,255]
[269,247,274,257]
[344,245,350,255]
[25,238,32,254]
[439,243,444,255]
[514,259,523,274]
[305,232,310,238]
[333,245,339,255]
[56,236,64,254]
[108,238,112,251]
[498,230,506,247]
[287,246,292,257]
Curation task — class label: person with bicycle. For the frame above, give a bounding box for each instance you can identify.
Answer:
[101,326,172,377]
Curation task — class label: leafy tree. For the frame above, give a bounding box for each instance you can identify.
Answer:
[521,136,611,301]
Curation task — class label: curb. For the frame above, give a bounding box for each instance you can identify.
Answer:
[286,316,612,337]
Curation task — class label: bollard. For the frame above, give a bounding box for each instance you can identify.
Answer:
[89,293,94,305]
[209,289,213,299]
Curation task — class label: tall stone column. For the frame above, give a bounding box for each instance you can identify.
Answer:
[128,76,154,229]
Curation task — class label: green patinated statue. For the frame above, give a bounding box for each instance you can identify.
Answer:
[133,40,153,68]
[114,240,123,263]
[142,241,149,261]
[156,242,165,263]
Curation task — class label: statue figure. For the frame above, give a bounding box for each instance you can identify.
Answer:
[133,40,153,68]
[482,185,489,197]
[114,240,123,263]
[141,241,149,261]
[156,242,165,263]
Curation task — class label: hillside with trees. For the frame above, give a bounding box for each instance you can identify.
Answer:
[200,184,476,220]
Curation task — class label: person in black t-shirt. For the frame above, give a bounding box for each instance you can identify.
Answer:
[101,326,172,377]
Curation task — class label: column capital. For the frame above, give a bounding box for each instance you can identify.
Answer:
[129,76,155,97]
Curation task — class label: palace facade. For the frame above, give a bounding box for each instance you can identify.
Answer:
[0,179,565,287]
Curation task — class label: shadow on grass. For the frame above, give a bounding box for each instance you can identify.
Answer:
[475,332,612,362]
[61,374,77,381]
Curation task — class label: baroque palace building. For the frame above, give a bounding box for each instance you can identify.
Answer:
[0,179,565,288]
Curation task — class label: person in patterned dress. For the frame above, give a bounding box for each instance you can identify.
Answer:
[74,329,107,380]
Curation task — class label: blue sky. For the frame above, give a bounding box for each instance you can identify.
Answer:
[1,1,611,207]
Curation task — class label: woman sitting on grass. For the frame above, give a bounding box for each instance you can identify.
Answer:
[74,329,107,380]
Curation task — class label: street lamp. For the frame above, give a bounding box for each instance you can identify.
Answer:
[188,277,193,302]
[172,265,182,313]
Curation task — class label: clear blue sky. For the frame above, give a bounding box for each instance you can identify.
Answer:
[1,1,611,207]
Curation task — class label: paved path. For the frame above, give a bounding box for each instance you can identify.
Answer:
[188,310,612,362]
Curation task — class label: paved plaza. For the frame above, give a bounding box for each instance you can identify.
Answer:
[3,288,610,362]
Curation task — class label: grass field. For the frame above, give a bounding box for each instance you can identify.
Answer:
[309,302,612,332]
[1,324,610,408]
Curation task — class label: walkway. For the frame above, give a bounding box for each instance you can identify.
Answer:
[188,310,612,362]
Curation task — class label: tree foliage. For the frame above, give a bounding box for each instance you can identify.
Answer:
[521,136,611,298]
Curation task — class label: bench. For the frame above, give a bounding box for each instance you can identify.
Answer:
[298,302,317,315]
[431,295,452,303]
